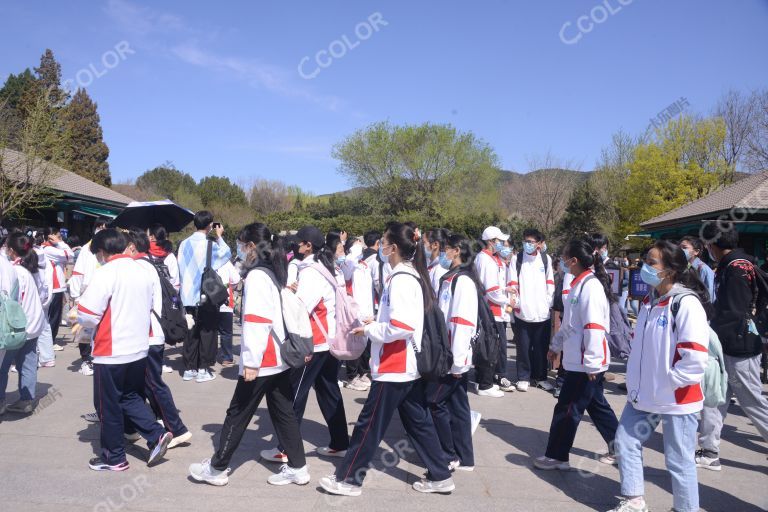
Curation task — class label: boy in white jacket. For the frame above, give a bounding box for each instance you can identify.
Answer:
[533,239,619,470]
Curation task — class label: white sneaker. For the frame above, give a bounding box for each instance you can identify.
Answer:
[515,381,529,392]
[344,376,369,391]
[195,369,216,383]
[497,377,516,392]
[182,369,198,381]
[606,498,648,512]
[477,387,504,398]
[317,446,347,458]
[536,380,554,392]
[83,412,99,423]
[412,477,455,493]
[532,456,570,471]
[598,453,617,465]
[52,344,65,352]
[79,361,94,376]
[261,447,289,463]
[470,410,482,435]
[319,475,362,496]
[267,464,310,486]
[168,431,192,448]
[162,365,173,374]
[189,459,230,486]
[10,365,17,373]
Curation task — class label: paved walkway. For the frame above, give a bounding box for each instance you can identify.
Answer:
[1,325,766,512]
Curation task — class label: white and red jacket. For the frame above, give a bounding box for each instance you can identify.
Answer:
[12,262,45,339]
[135,254,165,347]
[32,247,52,309]
[508,251,555,323]
[428,257,448,295]
[438,272,477,375]
[287,258,301,287]
[295,255,335,353]
[77,255,153,365]
[41,241,73,293]
[68,241,99,300]
[550,270,610,374]
[474,249,508,322]
[626,285,709,415]
[216,261,241,313]
[365,262,424,382]
[351,253,377,320]
[240,268,287,377]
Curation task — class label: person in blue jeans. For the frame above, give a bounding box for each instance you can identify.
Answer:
[609,240,711,512]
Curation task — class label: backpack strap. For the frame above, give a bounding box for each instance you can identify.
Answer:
[670,292,698,334]
[205,240,213,271]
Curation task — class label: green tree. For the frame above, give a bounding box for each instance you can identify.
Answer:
[332,121,501,217]
[555,178,611,243]
[618,115,725,237]
[198,176,247,206]
[61,88,110,186]
[34,49,68,107]
[136,164,198,200]
[0,70,37,149]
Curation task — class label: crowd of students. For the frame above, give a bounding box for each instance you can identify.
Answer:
[0,213,766,511]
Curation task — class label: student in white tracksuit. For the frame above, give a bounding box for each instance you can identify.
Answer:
[534,239,619,470]
[319,222,455,497]
[424,228,450,292]
[40,227,73,343]
[430,233,478,471]
[261,226,349,463]
[189,223,309,486]
[608,240,710,512]
[0,232,46,415]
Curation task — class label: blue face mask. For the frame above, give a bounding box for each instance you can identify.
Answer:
[541,243,548,255]
[600,248,609,260]
[523,242,536,255]
[423,244,431,260]
[493,241,505,254]
[438,251,451,270]
[559,259,568,274]
[499,247,512,259]
[335,256,346,266]
[640,264,663,287]
[236,242,248,262]
[378,245,389,264]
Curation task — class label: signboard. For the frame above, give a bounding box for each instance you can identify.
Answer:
[60,228,69,239]
[629,268,650,298]
[606,268,620,295]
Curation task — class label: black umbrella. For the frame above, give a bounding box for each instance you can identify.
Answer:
[111,200,194,232]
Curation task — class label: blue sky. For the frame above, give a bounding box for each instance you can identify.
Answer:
[1,0,766,194]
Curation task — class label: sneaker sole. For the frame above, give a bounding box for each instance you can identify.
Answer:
[533,462,571,471]
[90,462,129,472]
[696,463,722,471]
[268,476,311,486]
[189,472,229,486]
[147,433,173,467]
[413,484,456,494]
[169,432,192,449]
[317,450,347,458]
[320,480,361,496]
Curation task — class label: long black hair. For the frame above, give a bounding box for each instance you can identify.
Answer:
[426,228,450,254]
[652,240,713,318]
[149,223,173,253]
[313,231,340,275]
[238,223,287,287]
[385,222,434,310]
[443,233,483,292]
[564,238,615,304]
[6,232,39,275]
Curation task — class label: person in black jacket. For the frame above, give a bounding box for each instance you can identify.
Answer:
[697,223,768,471]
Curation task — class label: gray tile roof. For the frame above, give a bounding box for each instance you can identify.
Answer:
[641,171,768,227]
[1,148,133,206]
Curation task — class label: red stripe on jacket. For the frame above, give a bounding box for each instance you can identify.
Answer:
[310,300,329,345]
[378,340,407,373]
[93,301,113,357]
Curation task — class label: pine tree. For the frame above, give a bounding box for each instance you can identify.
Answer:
[555,178,609,243]
[61,88,110,186]
[0,69,38,148]
[34,49,68,107]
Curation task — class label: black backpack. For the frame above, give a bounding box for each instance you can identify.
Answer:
[515,252,551,284]
[391,272,453,381]
[200,240,229,310]
[142,256,189,345]
[448,271,501,371]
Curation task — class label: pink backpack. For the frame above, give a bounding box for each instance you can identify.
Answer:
[310,263,366,360]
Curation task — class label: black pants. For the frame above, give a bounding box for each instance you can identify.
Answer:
[217,311,234,362]
[475,321,509,390]
[211,370,305,471]
[93,358,166,465]
[345,339,371,380]
[183,306,218,371]
[145,345,188,437]
[544,371,618,462]
[47,292,64,342]
[335,380,452,486]
[425,373,474,466]
[514,318,551,382]
[279,351,349,452]
[79,341,92,362]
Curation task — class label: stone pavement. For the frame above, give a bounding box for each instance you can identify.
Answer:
[1,325,766,512]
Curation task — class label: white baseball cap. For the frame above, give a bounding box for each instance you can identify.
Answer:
[481,226,509,241]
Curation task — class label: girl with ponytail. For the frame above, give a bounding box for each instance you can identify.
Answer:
[533,238,619,471]
[321,222,455,497]
[190,222,309,487]
[0,232,46,414]
[260,225,350,466]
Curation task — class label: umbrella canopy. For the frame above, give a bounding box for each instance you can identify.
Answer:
[111,200,194,232]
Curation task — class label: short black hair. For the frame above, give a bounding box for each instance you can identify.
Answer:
[91,228,128,256]
[194,210,214,230]
[523,228,543,242]
[126,227,150,253]
[701,222,739,249]
[94,218,110,233]
[363,230,381,248]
